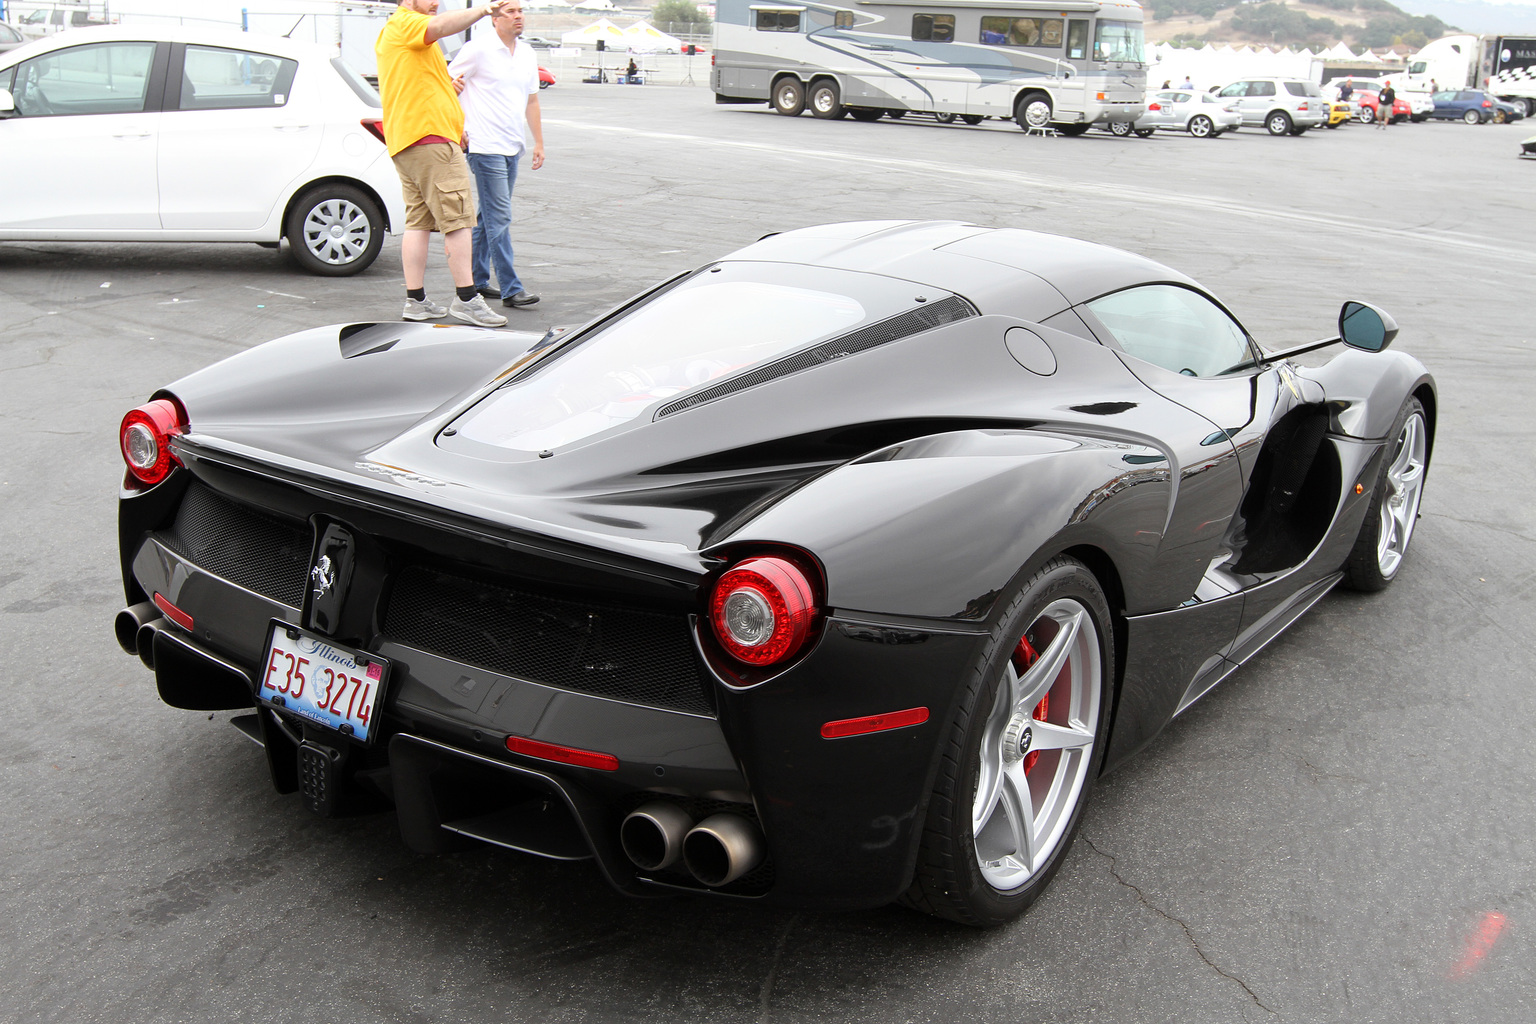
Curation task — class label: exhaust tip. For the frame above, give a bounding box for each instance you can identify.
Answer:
[621,802,693,871]
[136,619,162,671]
[683,813,764,887]
[115,602,157,655]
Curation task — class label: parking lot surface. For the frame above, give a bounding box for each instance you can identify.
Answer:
[2,83,1534,1023]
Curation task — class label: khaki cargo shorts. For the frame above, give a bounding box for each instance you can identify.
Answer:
[392,142,476,234]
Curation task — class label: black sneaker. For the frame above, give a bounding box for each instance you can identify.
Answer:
[503,291,540,307]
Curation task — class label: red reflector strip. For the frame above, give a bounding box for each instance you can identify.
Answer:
[506,735,619,771]
[821,706,929,740]
[152,592,193,631]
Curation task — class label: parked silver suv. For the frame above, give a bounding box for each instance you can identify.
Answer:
[1215,77,1327,135]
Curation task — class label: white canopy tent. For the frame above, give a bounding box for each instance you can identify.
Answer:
[621,21,685,53]
[560,17,627,47]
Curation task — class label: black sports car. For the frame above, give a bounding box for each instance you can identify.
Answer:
[115,221,1434,926]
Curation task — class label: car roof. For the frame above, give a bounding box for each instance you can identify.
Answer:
[725,221,1197,317]
[0,23,324,67]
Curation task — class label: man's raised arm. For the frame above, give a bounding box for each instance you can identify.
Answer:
[426,1,505,45]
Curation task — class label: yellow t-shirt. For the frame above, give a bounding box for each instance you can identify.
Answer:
[375,7,465,156]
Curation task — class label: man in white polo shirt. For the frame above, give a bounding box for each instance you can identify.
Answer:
[449,2,545,308]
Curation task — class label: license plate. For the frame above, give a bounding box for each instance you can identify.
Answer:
[258,622,390,744]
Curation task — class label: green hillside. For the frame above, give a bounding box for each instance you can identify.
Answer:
[1148,0,1456,48]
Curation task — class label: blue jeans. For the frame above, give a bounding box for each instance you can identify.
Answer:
[466,152,524,298]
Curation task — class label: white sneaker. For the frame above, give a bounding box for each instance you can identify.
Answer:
[402,296,448,321]
[450,294,508,328]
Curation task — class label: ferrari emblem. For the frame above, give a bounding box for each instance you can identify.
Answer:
[310,555,335,600]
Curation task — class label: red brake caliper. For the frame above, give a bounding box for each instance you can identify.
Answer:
[1013,634,1048,773]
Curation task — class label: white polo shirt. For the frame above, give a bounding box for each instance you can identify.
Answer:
[449,31,539,157]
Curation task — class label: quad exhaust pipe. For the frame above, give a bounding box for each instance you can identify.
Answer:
[116,602,163,668]
[620,804,765,887]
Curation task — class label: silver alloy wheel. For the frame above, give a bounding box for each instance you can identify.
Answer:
[1109,119,1132,136]
[301,198,372,267]
[1189,114,1213,137]
[1023,97,1052,129]
[1376,410,1427,579]
[972,598,1101,891]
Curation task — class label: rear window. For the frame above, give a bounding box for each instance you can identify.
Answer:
[1284,81,1321,97]
[331,56,381,107]
[451,263,938,452]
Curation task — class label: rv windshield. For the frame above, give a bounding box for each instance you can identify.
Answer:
[1093,21,1144,64]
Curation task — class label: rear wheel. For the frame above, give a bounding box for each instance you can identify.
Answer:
[1189,114,1214,138]
[1266,110,1293,136]
[848,107,883,122]
[1108,120,1133,137]
[1055,123,1090,137]
[1133,127,1155,138]
[1343,397,1429,592]
[285,184,383,277]
[885,109,906,119]
[1463,109,1480,125]
[935,111,957,124]
[771,76,805,116]
[902,558,1112,926]
[961,114,984,125]
[808,79,843,119]
[1015,92,1052,131]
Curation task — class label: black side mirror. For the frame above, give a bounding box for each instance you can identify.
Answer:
[1339,300,1398,352]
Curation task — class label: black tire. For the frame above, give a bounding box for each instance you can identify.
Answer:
[935,111,957,124]
[284,183,384,277]
[1266,110,1293,136]
[1189,114,1214,138]
[1326,119,1340,128]
[849,107,883,122]
[902,557,1113,926]
[1055,123,1090,137]
[1289,126,1307,135]
[885,109,906,119]
[771,76,805,116]
[961,114,984,125]
[1343,396,1429,592]
[1108,120,1133,137]
[1133,127,1155,138]
[1015,92,1052,131]
[808,79,843,119]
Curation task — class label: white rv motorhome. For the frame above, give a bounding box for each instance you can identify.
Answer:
[710,0,1148,134]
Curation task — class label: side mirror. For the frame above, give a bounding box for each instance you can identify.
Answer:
[1339,300,1397,352]
[0,89,14,117]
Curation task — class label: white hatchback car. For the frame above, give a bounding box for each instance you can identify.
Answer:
[0,26,405,275]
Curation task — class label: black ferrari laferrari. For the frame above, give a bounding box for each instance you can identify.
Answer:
[115,221,1434,926]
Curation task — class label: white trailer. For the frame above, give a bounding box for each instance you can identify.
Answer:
[710,0,1148,134]
[1405,33,1536,117]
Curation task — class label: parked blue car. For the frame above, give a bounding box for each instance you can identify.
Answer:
[1431,89,1499,124]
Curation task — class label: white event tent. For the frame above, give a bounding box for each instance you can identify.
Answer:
[621,21,685,53]
[560,18,628,48]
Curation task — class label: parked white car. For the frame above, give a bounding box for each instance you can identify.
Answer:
[0,25,405,275]
[1115,89,1242,138]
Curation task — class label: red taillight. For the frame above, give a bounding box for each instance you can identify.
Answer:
[709,555,818,666]
[153,592,194,631]
[1299,102,1309,111]
[506,735,619,771]
[1148,102,1160,111]
[361,117,386,145]
[1482,100,1493,108]
[120,398,186,487]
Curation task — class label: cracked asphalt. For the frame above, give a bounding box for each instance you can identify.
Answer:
[2,83,1533,1023]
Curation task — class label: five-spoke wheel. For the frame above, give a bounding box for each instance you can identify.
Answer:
[1345,396,1429,591]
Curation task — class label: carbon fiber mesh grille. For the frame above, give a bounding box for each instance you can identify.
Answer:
[160,482,311,607]
[383,566,712,716]
[655,294,976,419]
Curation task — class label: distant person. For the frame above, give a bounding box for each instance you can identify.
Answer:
[1162,79,1171,89]
[1180,75,1193,90]
[449,2,545,309]
[1378,80,1395,128]
[628,58,640,82]
[377,0,508,326]
[1430,78,1439,94]
[1338,77,1353,102]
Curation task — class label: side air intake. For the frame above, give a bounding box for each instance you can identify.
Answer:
[654,294,976,419]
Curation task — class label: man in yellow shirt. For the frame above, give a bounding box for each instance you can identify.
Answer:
[377,0,508,326]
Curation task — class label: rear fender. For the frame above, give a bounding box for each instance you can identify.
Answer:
[717,428,1170,625]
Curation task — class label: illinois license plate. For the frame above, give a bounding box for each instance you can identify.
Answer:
[258,622,390,744]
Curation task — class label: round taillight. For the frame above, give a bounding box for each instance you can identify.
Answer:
[709,556,818,667]
[120,399,186,487]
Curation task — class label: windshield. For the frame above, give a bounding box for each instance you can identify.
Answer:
[452,263,934,453]
[1093,21,1144,63]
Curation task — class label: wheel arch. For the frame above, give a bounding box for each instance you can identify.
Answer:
[281,175,394,239]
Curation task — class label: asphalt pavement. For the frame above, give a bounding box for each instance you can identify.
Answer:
[2,83,1534,1024]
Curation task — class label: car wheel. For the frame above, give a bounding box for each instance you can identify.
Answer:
[1188,115,1214,138]
[771,77,805,116]
[1289,126,1308,135]
[848,107,883,122]
[1055,123,1090,137]
[1495,109,1507,124]
[1266,110,1293,135]
[961,114,984,125]
[285,184,384,277]
[1343,397,1429,592]
[1357,107,1375,124]
[902,557,1112,926]
[885,109,906,119]
[1108,120,1133,136]
[1133,127,1155,138]
[1015,92,1052,131]
[935,111,957,124]
[808,80,843,119]
[1463,109,1480,125]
